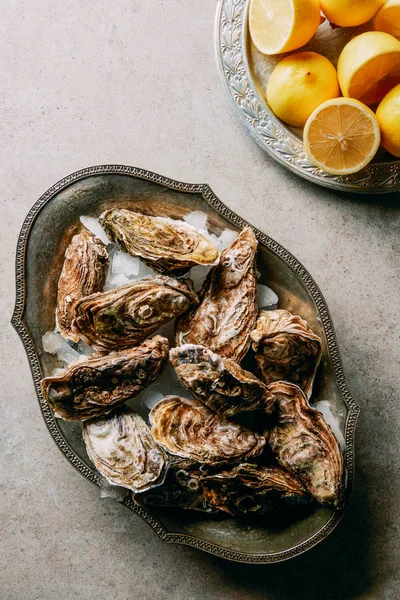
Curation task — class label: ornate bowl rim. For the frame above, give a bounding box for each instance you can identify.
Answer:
[215,0,400,194]
[12,164,360,563]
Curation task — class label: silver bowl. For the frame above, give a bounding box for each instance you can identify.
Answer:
[12,165,360,563]
[215,0,400,193]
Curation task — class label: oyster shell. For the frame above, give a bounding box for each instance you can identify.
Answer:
[169,344,274,417]
[71,276,198,350]
[136,463,309,515]
[134,470,209,512]
[175,227,258,362]
[56,229,109,342]
[99,208,219,275]
[268,382,343,507]
[150,395,266,464]
[41,335,169,420]
[251,310,322,397]
[83,408,168,493]
[200,463,310,515]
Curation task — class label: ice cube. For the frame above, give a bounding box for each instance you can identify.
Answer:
[106,272,131,289]
[99,478,130,502]
[138,261,157,278]
[218,229,238,249]
[188,265,211,290]
[183,211,208,231]
[315,401,346,451]
[257,284,279,309]
[57,344,82,366]
[112,251,140,276]
[77,340,95,356]
[143,389,165,411]
[42,331,64,354]
[80,216,112,246]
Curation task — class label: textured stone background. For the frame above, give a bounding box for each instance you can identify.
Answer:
[1,1,399,598]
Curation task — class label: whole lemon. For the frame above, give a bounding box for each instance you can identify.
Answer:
[266,52,340,128]
[320,0,386,27]
[376,84,400,156]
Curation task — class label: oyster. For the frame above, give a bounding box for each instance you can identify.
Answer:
[99,208,219,275]
[71,276,198,350]
[200,463,310,515]
[135,470,209,512]
[170,344,274,417]
[56,229,109,342]
[268,382,343,506]
[175,227,258,362]
[150,395,265,464]
[137,463,309,515]
[83,409,168,493]
[251,309,322,397]
[41,335,169,420]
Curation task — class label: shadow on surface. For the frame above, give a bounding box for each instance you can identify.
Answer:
[212,470,372,600]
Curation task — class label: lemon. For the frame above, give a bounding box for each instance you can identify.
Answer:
[338,31,400,105]
[376,84,400,156]
[249,0,321,55]
[320,0,386,27]
[374,1,400,39]
[303,98,381,175]
[266,52,340,128]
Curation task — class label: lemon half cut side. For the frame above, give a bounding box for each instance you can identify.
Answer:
[249,0,321,56]
[304,98,381,175]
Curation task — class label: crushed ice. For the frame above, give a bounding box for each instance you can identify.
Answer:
[80,216,111,246]
[314,401,347,451]
[257,284,279,309]
[99,477,130,502]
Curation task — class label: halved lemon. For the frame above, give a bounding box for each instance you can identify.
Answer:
[303,98,381,175]
[337,31,400,105]
[249,0,321,56]
[374,0,400,39]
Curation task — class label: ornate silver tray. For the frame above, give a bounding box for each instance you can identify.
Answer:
[12,165,360,563]
[216,0,400,193]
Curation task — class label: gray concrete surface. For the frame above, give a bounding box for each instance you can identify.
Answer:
[1,1,399,598]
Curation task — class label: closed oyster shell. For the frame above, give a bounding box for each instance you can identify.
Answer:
[268,382,343,507]
[175,227,258,362]
[99,208,219,275]
[200,463,310,515]
[71,276,198,350]
[150,395,266,465]
[41,335,169,420]
[136,463,309,515]
[251,310,322,397]
[56,229,109,342]
[83,409,168,493]
[170,344,274,417]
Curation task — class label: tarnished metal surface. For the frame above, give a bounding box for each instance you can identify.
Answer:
[12,165,359,563]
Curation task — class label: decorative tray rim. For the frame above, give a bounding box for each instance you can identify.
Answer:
[12,164,360,563]
[215,0,400,194]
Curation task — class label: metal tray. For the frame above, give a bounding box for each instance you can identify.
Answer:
[215,0,400,193]
[12,165,360,563]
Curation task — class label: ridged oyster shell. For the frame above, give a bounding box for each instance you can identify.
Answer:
[200,463,310,515]
[41,335,169,420]
[268,382,343,507]
[83,408,168,493]
[251,310,322,397]
[71,276,198,350]
[56,229,109,342]
[169,344,274,417]
[136,463,309,515]
[149,395,266,465]
[175,227,258,362]
[99,208,219,275]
